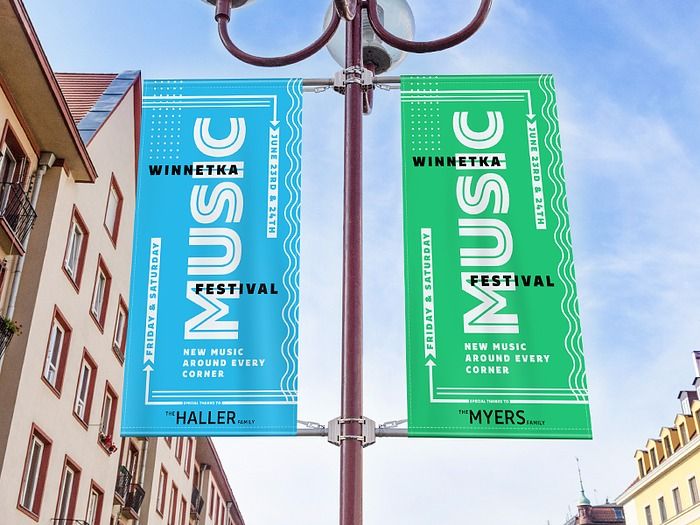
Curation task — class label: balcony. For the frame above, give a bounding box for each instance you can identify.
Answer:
[0,315,17,359]
[0,182,37,254]
[121,483,146,520]
[114,465,131,504]
[191,486,205,517]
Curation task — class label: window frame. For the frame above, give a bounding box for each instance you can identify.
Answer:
[156,466,168,517]
[0,121,29,186]
[673,486,682,514]
[85,481,104,525]
[644,505,653,525]
[62,206,90,291]
[689,476,699,505]
[72,349,97,428]
[17,424,52,519]
[658,496,667,522]
[168,483,179,525]
[41,307,72,396]
[175,436,183,464]
[54,456,81,522]
[184,437,193,478]
[179,495,187,525]
[89,255,112,331]
[97,382,118,453]
[112,297,128,362]
[103,174,124,246]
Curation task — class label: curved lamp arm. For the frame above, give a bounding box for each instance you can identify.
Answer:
[366,0,492,53]
[215,0,342,67]
[335,0,359,20]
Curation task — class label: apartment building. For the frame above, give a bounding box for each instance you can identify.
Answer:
[617,352,700,525]
[0,2,245,524]
[123,436,244,525]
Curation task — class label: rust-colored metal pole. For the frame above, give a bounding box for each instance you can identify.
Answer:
[340,8,364,525]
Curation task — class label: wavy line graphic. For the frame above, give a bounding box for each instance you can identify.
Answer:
[539,75,586,401]
[278,79,303,402]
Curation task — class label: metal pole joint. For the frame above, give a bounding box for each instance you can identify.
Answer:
[328,417,377,448]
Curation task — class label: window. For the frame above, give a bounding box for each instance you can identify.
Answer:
[156,466,168,516]
[63,208,89,287]
[55,458,81,521]
[185,437,193,477]
[658,496,667,522]
[73,351,97,425]
[126,443,139,480]
[673,487,682,514]
[664,436,673,457]
[645,505,653,525]
[113,299,128,360]
[85,483,103,525]
[90,256,112,329]
[215,493,220,525]
[42,309,71,393]
[179,496,187,525]
[98,384,118,448]
[638,458,645,478]
[175,436,183,463]
[680,423,688,445]
[650,447,658,467]
[168,484,179,525]
[219,502,225,525]
[104,176,124,244]
[18,426,52,516]
[0,124,28,185]
[690,476,699,504]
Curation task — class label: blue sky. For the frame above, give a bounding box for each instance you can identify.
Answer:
[25,0,700,523]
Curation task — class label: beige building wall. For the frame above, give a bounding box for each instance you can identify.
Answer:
[0,85,138,524]
[0,81,39,359]
[618,370,700,525]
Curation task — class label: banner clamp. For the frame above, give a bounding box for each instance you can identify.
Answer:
[328,416,377,447]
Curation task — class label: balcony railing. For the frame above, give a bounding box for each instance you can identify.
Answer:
[123,483,146,516]
[191,486,205,517]
[51,520,89,525]
[0,182,37,246]
[114,465,132,503]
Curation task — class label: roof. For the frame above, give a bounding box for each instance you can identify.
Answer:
[55,70,140,145]
[588,505,625,523]
[55,73,118,123]
[0,0,97,181]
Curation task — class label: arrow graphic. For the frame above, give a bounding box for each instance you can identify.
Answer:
[426,358,437,402]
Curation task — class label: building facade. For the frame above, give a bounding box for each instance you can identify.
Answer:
[617,352,700,525]
[0,2,245,524]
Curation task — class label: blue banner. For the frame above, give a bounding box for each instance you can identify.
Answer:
[121,79,302,436]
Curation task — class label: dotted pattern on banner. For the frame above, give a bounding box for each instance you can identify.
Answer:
[408,77,442,154]
[147,81,184,162]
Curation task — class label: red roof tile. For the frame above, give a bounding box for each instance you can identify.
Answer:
[55,73,118,123]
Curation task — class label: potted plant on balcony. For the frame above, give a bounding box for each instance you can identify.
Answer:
[0,316,21,358]
[98,432,118,454]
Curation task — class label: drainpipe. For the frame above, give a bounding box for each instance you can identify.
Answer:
[5,151,55,319]
[134,437,149,525]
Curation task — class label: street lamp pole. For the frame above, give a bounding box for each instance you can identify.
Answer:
[206,2,493,523]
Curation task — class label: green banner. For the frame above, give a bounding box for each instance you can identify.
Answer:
[401,75,591,439]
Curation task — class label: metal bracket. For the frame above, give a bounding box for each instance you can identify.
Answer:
[327,416,377,448]
[333,67,375,94]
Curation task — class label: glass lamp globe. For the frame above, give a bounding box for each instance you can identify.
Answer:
[201,0,258,8]
[323,0,416,74]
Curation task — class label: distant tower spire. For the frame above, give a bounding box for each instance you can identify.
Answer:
[576,457,591,505]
